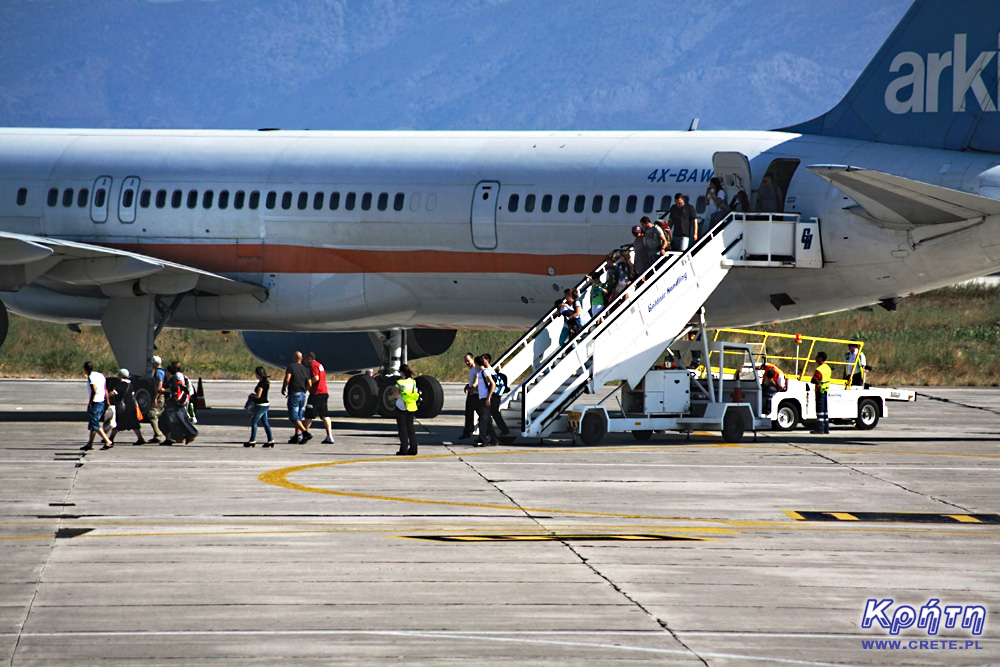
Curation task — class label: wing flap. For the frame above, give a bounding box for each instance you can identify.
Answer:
[807,165,1000,227]
[0,231,266,299]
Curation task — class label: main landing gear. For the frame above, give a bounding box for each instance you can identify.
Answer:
[342,329,444,419]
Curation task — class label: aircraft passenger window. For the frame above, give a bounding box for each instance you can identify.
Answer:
[345,192,356,210]
[409,193,420,211]
[625,195,637,214]
[508,194,519,212]
[558,194,569,213]
[234,191,245,209]
[187,190,198,209]
[297,192,307,210]
[659,195,670,212]
[426,193,437,211]
[282,191,293,210]
[329,192,340,210]
[541,194,552,213]
[202,190,213,209]
[574,195,585,213]
[95,189,107,208]
[218,190,229,210]
[78,188,89,208]
[524,194,535,213]
[592,195,603,213]
[139,189,151,208]
[16,188,27,206]
[171,190,182,208]
[394,193,404,211]
[154,190,165,208]
[609,194,620,213]
[62,188,74,207]
[361,192,372,211]
[313,192,323,210]
[123,189,135,209]
[377,192,388,211]
[248,191,260,209]
[265,191,276,209]
[643,195,654,214]
[47,188,58,207]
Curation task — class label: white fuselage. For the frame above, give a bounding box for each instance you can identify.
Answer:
[2,128,1000,332]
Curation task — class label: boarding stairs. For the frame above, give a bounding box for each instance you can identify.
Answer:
[493,212,821,438]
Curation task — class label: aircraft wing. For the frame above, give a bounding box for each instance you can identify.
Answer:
[807,165,1000,227]
[0,231,267,300]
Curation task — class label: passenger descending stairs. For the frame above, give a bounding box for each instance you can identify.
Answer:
[493,212,821,438]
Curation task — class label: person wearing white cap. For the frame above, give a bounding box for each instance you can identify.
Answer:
[109,368,145,445]
[147,355,165,443]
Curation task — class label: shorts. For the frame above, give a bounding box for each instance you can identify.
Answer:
[305,393,329,419]
[87,402,105,431]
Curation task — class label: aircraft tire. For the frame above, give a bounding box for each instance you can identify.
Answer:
[343,374,378,418]
[376,380,397,418]
[415,375,444,418]
[133,377,156,416]
[0,303,7,350]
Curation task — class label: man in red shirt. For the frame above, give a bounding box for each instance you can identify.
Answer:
[303,351,334,445]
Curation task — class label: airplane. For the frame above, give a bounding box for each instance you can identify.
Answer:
[0,0,998,418]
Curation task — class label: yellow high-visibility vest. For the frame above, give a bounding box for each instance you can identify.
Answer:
[397,377,419,412]
[814,363,832,393]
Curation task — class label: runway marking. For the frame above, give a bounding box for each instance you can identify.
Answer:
[404,534,707,542]
[786,510,1000,524]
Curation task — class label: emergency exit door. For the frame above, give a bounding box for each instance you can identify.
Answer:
[471,181,499,249]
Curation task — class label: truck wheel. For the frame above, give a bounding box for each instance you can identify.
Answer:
[632,430,653,441]
[580,412,606,446]
[343,374,378,417]
[855,398,880,430]
[415,375,444,418]
[722,410,745,443]
[773,401,800,431]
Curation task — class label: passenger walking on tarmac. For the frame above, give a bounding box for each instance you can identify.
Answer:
[641,216,667,271]
[159,362,198,445]
[810,351,832,434]
[756,173,784,213]
[302,351,334,444]
[147,355,165,444]
[281,350,311,444]
[109,369,145,445]
[844,343,867,386]
[391,364,420,456]
[459,352,479,440]
[630,224,647,275]
[483,354,509,437]
[473,355,505,446]
[705,177,729,228]
[245,366,274,448]
[668,193,697,252]
[81,361,113,451]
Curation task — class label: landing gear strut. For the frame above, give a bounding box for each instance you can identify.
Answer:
[340,329,445,419]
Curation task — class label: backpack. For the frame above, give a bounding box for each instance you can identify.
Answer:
[486,369,508,397]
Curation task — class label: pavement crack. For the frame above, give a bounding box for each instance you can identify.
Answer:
[779,438,972,513]
[449,445,708,666]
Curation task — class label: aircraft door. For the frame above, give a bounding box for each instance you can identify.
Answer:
[118,176,140,223]
[712,152,752,202]
[90,176,112,223]
[470,181,499,249]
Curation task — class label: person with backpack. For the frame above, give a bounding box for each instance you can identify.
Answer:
[391,364,420,456]
[158,362,198,445]
[474,355,509,446]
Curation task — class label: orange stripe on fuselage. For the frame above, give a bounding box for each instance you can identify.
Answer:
[109,243,603,276]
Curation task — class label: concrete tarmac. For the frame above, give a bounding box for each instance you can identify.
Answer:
[1,379,999,665]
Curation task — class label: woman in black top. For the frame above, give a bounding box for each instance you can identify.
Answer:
[245,366,274,448]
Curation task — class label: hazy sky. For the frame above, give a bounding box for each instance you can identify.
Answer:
[0,0,913,131]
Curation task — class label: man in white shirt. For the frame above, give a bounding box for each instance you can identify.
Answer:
[845,343,868,386]
[459,353,478,440]
[82,361,113,451]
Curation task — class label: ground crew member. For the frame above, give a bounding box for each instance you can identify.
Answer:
[810,351,832,434]
[760,361,787,413]
[845,343,867,386]
[392,364,419,456]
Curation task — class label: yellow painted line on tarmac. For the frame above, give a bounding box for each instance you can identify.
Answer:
[829,512,859,521]
[949,514,982,523]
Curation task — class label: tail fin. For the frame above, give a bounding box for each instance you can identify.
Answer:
[787,0,1000,152]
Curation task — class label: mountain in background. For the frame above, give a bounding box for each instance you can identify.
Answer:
[0,0,911,131]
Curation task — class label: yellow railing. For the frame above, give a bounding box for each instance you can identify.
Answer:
[712,328,865,386]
